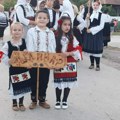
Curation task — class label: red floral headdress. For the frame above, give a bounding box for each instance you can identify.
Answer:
[58,19,63,26]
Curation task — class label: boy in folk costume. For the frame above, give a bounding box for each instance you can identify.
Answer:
[44,0,56,30]
[54,16,82,109]
[83,0,105,71]
[52,0,61,31]
[0,22,31,111]
[26,10,56,109]
[14,0,36,38]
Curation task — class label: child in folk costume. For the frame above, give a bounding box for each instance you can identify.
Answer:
[83,0,105,71]
[0,22,31,111]
[26,10,56,109]
[14,0,36,38]
[73,7,85,46]
[103,9,112,47]
[54,16,82,109]
[52,0,61,31]
[0,4,8,46]
[44,0,56,30]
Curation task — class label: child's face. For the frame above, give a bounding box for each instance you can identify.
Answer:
[61,20,71,34]
[93,2,100,11]
[46,0,54,8]
[11,24,23,39]
[59,0,63,5]
[39,3,45,10]
[35,12,49,28]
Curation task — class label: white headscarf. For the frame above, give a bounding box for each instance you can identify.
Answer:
[61,0,74,23]
[37,0,44,10]
[90,1,102,22]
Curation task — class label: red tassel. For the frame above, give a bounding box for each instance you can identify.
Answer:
[0,51,4,63]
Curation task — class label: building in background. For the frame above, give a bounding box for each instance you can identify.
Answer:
[101,0,120,16]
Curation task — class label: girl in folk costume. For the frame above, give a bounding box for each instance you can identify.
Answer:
[37,0,46,11]
[54,16,82,109]
[0,22,31,111]
[83,0,105,71]
[73,4,85,46]
[26,10,56,109]
[14,0,36,38]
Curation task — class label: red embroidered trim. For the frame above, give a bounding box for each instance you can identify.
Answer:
[54,72,77,78]
[22,73,28,80]
[0,51,4,63]
[12,76,20,82]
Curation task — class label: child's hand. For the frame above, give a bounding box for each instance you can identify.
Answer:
[8,59,13,65]
[50,28,55,31]
[63,52,73,57]
[86,13,90,19]
[87,29,91,33]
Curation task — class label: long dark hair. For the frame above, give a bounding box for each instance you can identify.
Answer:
[55,16,73,53]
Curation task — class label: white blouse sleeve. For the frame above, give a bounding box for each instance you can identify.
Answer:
[72,37,82,61]
[1,43,10,66]
[90,13,105,35]
[53,15,58,30]
[77,15,86,32]
[48,31,56,53]
[73,37,79,48]
[26,29,35,51]
[15,6,30,26]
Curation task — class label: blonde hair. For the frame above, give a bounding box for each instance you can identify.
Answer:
[0,4,4,12]
[72,4,78,16]
[10,22,24,35]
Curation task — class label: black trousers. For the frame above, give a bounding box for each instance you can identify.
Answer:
[90,55,100,67]
[30,68,50,102]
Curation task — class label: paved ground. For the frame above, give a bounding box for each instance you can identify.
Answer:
[102,46,120,70]
[0,27,120,120]
[102,35,120,70]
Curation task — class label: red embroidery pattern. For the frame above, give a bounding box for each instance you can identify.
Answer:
[13,76,19,83]
[22,73,28,80]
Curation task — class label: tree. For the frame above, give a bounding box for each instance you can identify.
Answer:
[102,5,116,16]
[3,0,16,11]
[71,0,88,7]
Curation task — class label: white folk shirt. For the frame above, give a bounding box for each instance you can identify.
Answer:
[26,26,56,53]
[84,12,105,35]
[1,40,23,66]
[14,4,35,26]
[53,12,60,30]
[48,9,53,23]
